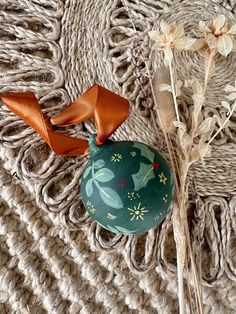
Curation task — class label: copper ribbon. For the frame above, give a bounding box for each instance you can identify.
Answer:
[0,85,129,156]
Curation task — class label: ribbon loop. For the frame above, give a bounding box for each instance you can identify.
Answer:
[0,84,129,156]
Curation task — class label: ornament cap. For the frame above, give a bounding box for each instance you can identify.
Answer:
[89,134,105,158]
[89,134,114,158]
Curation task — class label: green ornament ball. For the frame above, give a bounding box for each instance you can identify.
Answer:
[81,134,174,235]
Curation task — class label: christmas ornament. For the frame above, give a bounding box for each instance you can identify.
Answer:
[0,84,174,235]
[81,134,174,235]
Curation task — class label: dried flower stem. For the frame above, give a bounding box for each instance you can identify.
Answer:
[168,55,180,122]
[185,267,194,314]
[204,49,216,89]
[146,63,181,199]
[173,206,186,314]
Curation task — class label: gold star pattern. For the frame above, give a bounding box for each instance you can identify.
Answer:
[128,203,148,221]
[159,172,167,185]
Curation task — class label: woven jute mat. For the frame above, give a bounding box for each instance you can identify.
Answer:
[0,0,236,313]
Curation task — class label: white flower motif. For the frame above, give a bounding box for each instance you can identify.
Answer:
[128,203,148,221]
[111,153,122,162]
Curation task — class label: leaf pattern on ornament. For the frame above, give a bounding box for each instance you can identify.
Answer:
[93,159,105,169]
[106,224,140,234]
[99,187,123,209]
[85,178,93,197]
[133,142,155,163]
[94,168,115,182]
[132,162,155,191]
[83,165,91,178]
[114,225,140,234]
[84,159,123,209]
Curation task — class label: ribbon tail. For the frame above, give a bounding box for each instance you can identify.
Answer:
[0,92,89,156]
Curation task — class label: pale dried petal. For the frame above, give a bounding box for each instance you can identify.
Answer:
[190,147,201,163]
[221,101,231,111]
[172,23,185,40]
[226,92,236,101]
[214,114,225,127]
[205,33,218,48]
[173,121,186,130]
[175,80,183,97]
[174,37,196,50]
[160,20,172,35]
[179,132,192,153]
[228,24,236,35]
[213,15,226,32]
[194,117,215,137]
[191,38,206,51]
[224,84,236,92]
[199,21,210,33]
[149,30,160,42]
[198,143,211,161]
[159,83,172,93]
[218,34,233,56]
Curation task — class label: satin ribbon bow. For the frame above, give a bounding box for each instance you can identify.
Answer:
[0,85,129,156]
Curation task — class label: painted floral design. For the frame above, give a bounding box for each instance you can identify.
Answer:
[128,203,148,221]
[81,138,174,235]
[111,153,122,162]
[83,159,123,209]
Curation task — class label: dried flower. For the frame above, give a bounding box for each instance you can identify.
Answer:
[194,15,236,56]
[224,80,236,101]
[149,20,196,53]
[149,21,193,122]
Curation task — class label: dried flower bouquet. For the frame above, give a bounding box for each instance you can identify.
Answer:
[147,15,236,314]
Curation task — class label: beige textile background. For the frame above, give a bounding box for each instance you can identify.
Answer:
[0,0,236,313]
